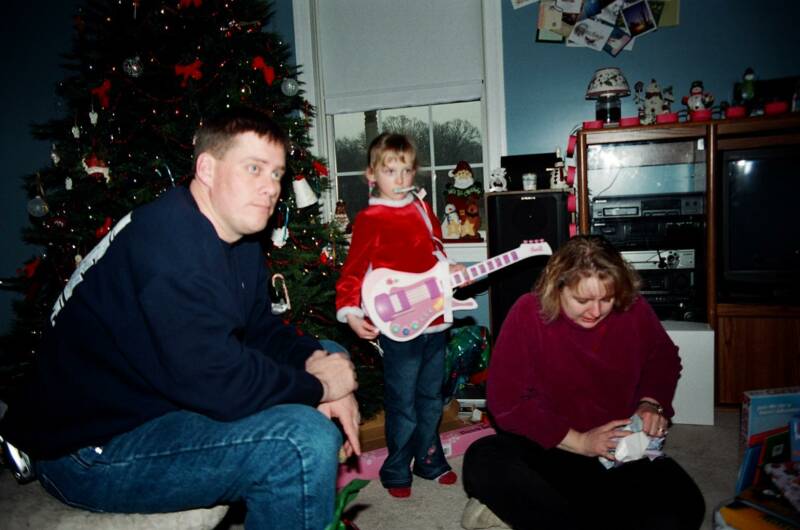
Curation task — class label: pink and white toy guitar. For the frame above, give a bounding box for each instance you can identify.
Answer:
[361,240,552,342]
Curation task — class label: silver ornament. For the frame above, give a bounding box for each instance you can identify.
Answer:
[123,56,144,78]
[65,177,73,190]
[281,78,299,97]
[71,125,80,139]
[27,196,49,217]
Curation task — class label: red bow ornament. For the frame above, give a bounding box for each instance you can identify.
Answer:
[251,56,275,86]
[95,217,113,239]
[179,0,202,7]
[90,79,112,109]
[175,59,203,87]
[82,153,111,183]
[18,257,41,279]
[313,161,329,177]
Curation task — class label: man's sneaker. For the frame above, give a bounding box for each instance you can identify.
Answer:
[461,497,510,529]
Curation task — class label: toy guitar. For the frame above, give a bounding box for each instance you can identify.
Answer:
[361,240,552,342]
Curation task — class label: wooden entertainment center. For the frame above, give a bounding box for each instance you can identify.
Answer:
[575,113,800,404]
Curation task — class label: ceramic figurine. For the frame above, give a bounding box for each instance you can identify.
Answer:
[634,79,675,125]
[442,160,483,241]
[441,203,462,239]
[488,167,508,193]
[682,80,714,111]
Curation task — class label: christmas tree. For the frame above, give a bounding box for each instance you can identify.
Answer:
[0,0,383,417]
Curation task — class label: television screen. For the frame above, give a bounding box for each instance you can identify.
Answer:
[721,146,800,302]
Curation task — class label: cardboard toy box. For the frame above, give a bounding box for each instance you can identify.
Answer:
[741,386,800,448]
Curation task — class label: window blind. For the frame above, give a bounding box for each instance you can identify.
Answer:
[316,0,484,115]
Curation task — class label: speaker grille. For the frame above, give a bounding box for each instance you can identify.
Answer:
[486,191,570,341]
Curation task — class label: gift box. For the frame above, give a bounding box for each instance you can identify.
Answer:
[741,386,800,449]
[336,421,495,488]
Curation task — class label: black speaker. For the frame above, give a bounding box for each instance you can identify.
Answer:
[486,191,570,341]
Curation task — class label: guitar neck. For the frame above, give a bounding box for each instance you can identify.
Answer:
[450,246,534,288]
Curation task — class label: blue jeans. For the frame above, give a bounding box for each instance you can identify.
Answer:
[379,331,451,488]
[35,339,347,530]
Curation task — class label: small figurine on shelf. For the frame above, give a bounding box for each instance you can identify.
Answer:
[738,67,756,111]
[333,199,352,241]
[488,167,508,193]
[634,79,674,125]
[683,80,714,110]
[440,203,462,239]
[682,80,714,121]
[442,160,483,242]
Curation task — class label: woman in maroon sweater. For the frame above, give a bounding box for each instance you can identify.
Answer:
[461,235,704,530]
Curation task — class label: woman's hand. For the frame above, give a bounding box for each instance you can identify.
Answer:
[558,419,632,459]
[636,398,670,437]
[345,314,379,340]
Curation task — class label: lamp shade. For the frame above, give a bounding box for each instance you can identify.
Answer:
[586,67,630,99]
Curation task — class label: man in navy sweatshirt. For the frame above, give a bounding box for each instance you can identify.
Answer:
[1,108,359,529]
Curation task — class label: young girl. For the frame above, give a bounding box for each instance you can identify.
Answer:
[336,133,461,498]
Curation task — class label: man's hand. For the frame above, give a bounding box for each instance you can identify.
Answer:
[317,394,361,458]
[345,314,379,340]
[305,350,357,403]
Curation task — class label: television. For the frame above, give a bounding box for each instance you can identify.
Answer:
[719,146,800,303]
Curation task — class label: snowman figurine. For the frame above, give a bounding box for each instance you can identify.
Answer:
[488,167,508,192]
[634,79,674,125]
[682,80,714,111]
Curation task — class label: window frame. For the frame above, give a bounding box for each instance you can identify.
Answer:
[292,0,505,239]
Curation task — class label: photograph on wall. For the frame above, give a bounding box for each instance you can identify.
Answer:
[603,26,633,56]
[622,0,658,38]
[567,18,614,50]
[580,0,617,21]
[556,0,582,14]
[511,0,538,9]
[537,28,567,43]
[648,0,680,27]
[538,0,565,33]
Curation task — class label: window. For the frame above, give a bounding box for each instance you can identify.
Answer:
[332,100,485,229]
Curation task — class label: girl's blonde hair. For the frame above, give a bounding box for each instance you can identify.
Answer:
[534,235,641,323]
[367,133,418,171]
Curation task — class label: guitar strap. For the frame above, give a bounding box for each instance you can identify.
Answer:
[411,197,454,323]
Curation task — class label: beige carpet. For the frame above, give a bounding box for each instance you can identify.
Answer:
[340,408,740,530]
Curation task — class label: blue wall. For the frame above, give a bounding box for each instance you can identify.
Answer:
[502,0,800,155]
[0,1,296,335]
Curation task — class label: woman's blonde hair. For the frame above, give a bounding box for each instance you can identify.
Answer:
[534,235,641,323]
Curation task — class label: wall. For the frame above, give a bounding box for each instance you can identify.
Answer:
[0,1,296,335]
[502,0,800,155]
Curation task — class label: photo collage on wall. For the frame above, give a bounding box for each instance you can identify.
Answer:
[515,0,680,57]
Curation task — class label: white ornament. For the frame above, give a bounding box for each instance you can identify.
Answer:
[75,254,83,265]
[89,110,98,125]
[50,145,60,166]
[271,226,288,248]
[488,167,508,192]
[292,176,318,209]
[71,125,80,138]
[65,177,73,190]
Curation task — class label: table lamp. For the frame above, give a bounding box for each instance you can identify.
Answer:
[586,67,630,125]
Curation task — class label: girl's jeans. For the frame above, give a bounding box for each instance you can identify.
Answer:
[379,331,451,488]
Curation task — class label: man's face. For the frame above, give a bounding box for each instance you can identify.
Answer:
[203,131,285,242]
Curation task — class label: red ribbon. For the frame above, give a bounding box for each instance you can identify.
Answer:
[179,0,202,7]
[174,59,203,87]
[95,217,112,239]
[251,56,275,86]
[90,79,112,109]
[313,161,329,177]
